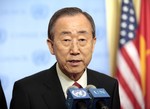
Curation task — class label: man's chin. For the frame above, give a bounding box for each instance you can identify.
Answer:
[66,71,84,80]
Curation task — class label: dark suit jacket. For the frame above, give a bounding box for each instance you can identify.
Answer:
[0,81,8,109]
[10,64,120,109]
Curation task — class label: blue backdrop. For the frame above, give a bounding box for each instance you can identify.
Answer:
[0,0,110,107]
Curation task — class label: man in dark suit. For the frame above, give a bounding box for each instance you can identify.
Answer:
[0,80,7,109]
[10,7,120,109]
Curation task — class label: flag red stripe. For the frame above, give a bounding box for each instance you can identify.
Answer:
[116,68,141,109]
[120,47,141,87]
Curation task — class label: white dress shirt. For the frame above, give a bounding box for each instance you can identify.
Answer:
[56,63,87,98]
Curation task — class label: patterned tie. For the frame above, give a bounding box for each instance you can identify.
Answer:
[72,82,82,88]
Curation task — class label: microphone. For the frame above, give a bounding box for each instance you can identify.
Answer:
[86,85,110,109]
[66,85,91,109]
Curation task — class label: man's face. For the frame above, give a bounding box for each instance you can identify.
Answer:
[47,14,96,80]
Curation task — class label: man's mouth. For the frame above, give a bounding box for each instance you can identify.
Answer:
[68,60,81,62]
[67,60,82,66]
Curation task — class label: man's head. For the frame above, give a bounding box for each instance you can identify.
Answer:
[47,7,96,81]
[48,7,96,41]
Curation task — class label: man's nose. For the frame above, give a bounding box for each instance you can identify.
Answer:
[70,40,80,55]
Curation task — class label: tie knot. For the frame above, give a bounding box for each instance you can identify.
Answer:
[73,82,82,88]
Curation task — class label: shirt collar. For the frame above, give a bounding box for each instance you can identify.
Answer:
[56,63,87,98]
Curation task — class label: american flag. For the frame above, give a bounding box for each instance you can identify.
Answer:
[116,0,145,108]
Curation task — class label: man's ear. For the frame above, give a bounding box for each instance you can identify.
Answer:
[92,37,96,52]
[47,39,55,55]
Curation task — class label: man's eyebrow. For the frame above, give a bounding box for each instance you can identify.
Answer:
[61,31,71,35]
[77,30,88,34]
[61,30,88,35]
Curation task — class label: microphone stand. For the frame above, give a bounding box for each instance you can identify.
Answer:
[76,100,87,109]
[96,101,109,109]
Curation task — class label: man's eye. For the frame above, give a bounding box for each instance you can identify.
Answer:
[79,39,86,41]
[63,39,71,41]
[61,39,71,46]
[78,39,87,46]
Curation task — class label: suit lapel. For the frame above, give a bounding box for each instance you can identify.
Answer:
[87,69,101,87]
[42,64,67,109]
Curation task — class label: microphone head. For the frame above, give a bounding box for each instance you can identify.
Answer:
[87,87,110,109]
[86,84,96,90]
[88,88,110,98]
[66,86,91,109]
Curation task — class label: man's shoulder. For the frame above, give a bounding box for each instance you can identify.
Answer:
[14,69,48,87]
[87,68,117,83]
[14,64,56,87]
[87,68,119,93]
